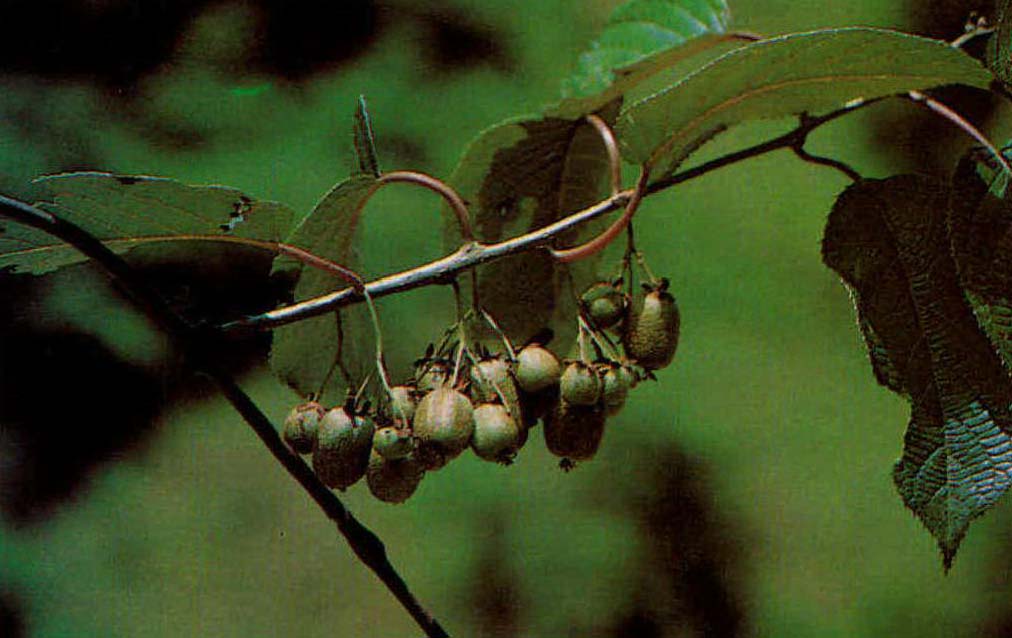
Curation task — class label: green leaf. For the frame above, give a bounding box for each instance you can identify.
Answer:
[270,175,378,402]
[0,172,296,275]
[949,151,1012,370]
[353,95,381,178]
[552,0,734,118]
[447,105,619,347]
[987,0,1012,87]
[618,28,994,176]
[822,175,1012,569]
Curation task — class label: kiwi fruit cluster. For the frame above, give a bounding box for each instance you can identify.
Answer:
[281,276,680,502]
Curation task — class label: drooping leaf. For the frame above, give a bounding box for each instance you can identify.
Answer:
[987,0,1012,88]
[353,95,382,178]
[0,172,296,275]
[447,103,619,347]
[555,0,734,117]
[949,150,1012,370]
[618,28,994,177]
[270,175,378,402]
[822,175,1012,568]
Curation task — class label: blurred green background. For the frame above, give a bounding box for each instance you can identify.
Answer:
[3,1,1012,637]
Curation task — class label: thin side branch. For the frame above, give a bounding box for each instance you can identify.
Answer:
[0,194,450,638]
[906,90,1012,178]
[585,114,623,196]
[223,99,877,334]
[375,170,474,241]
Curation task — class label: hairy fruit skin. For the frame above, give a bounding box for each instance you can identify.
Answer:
[413,386,475,463]
[388,385,417,424]
[581,282,627,330]
[373,426,414,460]
[471,403,521,463]
[366,450,425,503]
[543,399,606,462]
[282,401,325,454]
[312,407,375,490]
[514,345,561,393]
[623,286,680,370]
[600,365,630,415]
[470,356,521,422]
[560,361,602,406]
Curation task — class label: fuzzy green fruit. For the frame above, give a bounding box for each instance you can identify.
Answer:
[623,283,680,370]
[470,356,521,422]
[413,386,475,464]
[367,450,425,504]
[581,282,627,330]
[600,364,630,415]
[312,407,375,490]
[282,401,325,454]
[471,403,521,463]
[388,385,417,424]
[543,399,606,463]
[560,361,602,406]
[514,344,561,393]
[373,426,414,460]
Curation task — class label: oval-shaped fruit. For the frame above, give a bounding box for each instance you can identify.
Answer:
[388,385,417,424]
[471,403,521,463]
[470,356,521,422]
[312,407,375,490]
[560,361,602,406]
[282,401,325,454]
[413,386,475,464]
[543,399,606,463]
[373,426,414,460]
[623,283,680,370]
[599,365,630,416]
[581,282,627,330]
[367,450,425,504]
[514,344,561,393]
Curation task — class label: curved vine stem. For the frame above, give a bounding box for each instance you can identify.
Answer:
[550,167,651,263]
[222,98,880,334]
[371,170,474,241]
[585,113,623,196]
[906,90,1012,178]
[0,194,451,638]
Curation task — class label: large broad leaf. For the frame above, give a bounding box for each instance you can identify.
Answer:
[269,175,378,402]
[822,175,1012,568]
[618,28,994,176]
[554,0,734,117]
[949,151,1012,371]
[447,104,619,348]
[0,172,296,275]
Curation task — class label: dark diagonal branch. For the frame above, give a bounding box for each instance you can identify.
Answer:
[0,194,450,638]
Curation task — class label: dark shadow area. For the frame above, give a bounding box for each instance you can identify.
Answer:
[0,589,25,638]
[869,1,999,177]
[467,512,524,638]
[604,444,748,638]
[0,244,288,525]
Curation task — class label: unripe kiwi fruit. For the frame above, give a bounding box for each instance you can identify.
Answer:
[413,386,475,463]
[313,407,375,490]
[514,344,561,393]
[471,403,521,463]
[388,385,417,424]
[366,450,425,504]
[282,401,325,454]
[373,426,414,460]
[581,282,627,330]
[470,356,521,422]
[600,364,630,415]
[623,279,680,370]
[543,399,606,463]
[560,361,602,406]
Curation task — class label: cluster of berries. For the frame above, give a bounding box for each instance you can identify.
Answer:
[281,277,680,503]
